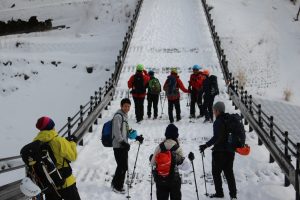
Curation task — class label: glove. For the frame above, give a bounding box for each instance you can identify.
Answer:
[120,141,130,151]
[136,135,144,144]
[188,86,192,92]
[199,144,207,153]
[188,152,195,161]
[66,135,78,143]
[149,154,153,162]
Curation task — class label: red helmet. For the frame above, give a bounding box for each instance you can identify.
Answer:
[202,69,210,76]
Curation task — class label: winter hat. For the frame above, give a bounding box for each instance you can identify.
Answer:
[36,116,55,131]
[165,124,179,140]
[136,64,144,71]
[192,64,202,71]
[171,67,178,74]
[149,70,154,76]
[213,101,225,113]
[202,69,210,76]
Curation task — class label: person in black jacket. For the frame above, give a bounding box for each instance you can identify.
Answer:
[202,70,219,123]
[199,102,237,200]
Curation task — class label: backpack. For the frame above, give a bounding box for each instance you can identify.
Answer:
[223,113,246,148]
[209,75,219,96]
[20,140,66,194]
[102,113,123,147]
[132,73,146,94]
[164,76,179,99]
[190,73,205,90]
[153,143,179,185]
[148,78,161,94]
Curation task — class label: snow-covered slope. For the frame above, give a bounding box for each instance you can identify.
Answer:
[209,0,300,106]
[71,0,295,199]
[0,0,137,157]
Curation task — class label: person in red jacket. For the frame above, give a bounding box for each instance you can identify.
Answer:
[128,64,150,123]
[188,65,206,118]
[163,68,189,123]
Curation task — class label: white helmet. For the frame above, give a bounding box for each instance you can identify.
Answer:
[20,177,41,197]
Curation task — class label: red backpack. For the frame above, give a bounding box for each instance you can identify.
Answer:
[190,73,205,90]
[153,143,179,185]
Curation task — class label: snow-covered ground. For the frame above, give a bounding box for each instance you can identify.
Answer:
[209,0,300,106]
[0,0,137,157]
[71,0,295,199]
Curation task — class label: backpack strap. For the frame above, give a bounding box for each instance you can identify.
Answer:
[170,144,179,152]
[159,142,167,152]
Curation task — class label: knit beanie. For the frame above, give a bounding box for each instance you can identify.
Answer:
[36,116,55,131]
[165,124,179,140]
[213,101,225,113]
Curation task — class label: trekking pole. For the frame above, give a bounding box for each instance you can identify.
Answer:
[126,170,131,199]
[190,159,200,200]
[130,142,141,187]
[150,165,153,200]
[201,152,208,196]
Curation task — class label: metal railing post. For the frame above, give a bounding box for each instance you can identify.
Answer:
[296,143,300,200]
[284,131,291,187]
[269,116,275,163]
[258,104,263,145]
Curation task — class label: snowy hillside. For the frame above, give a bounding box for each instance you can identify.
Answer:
[209,0,300,106]
[71,0,294,199]
[0,0,137,157]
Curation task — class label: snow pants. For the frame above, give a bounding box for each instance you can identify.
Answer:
[203,94,215,121]
[190,89,203,116]
[168,99,181,123]
[112,148,128,190]
[212,151,237,198]
[133,97,145,121]
[147,93,159,118]
[156,175,181,200]
[45,183,81,200]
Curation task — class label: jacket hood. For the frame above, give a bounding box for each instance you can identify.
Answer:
[33,130,58,142]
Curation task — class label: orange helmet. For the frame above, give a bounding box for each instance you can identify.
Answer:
[202,69,210,76]
[236,144,250,156]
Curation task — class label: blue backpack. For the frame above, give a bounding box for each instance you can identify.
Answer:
[102,113,123,147]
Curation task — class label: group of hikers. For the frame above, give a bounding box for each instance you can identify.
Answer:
[128,64,219,124]
[19,64,248,200]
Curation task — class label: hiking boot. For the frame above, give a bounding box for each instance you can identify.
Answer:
[189,114,196,119]
[112,187,126,194]
[203,118,210,123]
[153,116,157,120]
[197,114,204,118]
[176,116,181,121]
[209,193,224,198]
[147,115,151,119]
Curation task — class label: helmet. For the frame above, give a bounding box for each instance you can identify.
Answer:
[171,67,178,74]
[20,177,41,197]
[136,64,144,71]
[202,69,210,76]
[192,64,202,71]
[149,70,154,76]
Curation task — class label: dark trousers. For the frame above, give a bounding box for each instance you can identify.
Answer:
[133,97,145,121]
[112,148,128,190]
[212,151,237,198]
[203,94,215,121]
[156,175,181,200]
[190,90,203,116]
[45,183,81,200]
[147,94,159,118]
[168,99,181,123]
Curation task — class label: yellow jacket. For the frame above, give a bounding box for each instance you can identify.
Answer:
[33,130,77,189]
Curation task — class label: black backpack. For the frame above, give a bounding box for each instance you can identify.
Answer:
[152,143,179,186]
[164,76,179,98]
[223,113,246,148]
[20,140,68,194]
[209,75,219,96]
[132,73,146,94]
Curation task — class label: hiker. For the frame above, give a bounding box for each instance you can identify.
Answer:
[150,124,191,200]
[34,116,81,200]
[202,69,219,123]
[199,102,237,200]
[128,64,150,123]
[146,70,161,119]
[188,64,206,118]
[111,98,144,194]
[163,68,189,123]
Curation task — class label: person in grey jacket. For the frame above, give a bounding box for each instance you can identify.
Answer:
[111,98,144,194]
